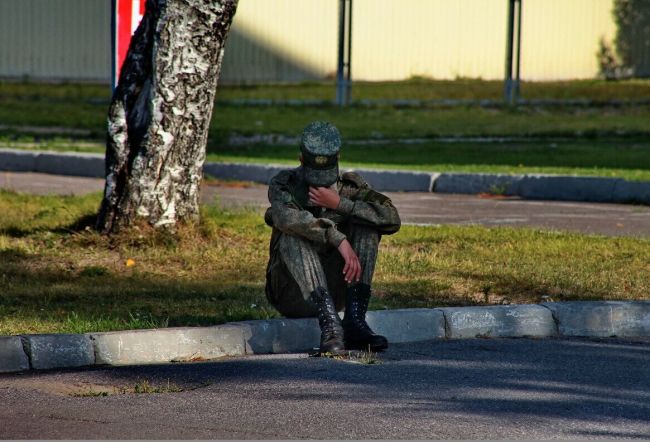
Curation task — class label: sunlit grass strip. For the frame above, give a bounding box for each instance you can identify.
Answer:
[0,191,648,335]
[3,138,650,182]
[3,79,650,102]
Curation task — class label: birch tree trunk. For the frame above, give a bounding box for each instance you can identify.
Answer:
[96,0,238,233]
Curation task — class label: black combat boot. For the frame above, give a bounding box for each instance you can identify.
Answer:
[342,284,388,351]
[310,287,345,355]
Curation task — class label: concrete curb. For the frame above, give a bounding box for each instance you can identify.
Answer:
[21,334,95,370]
[90,324,247,366]
[1,302,649,373]
[433,172,650,204]
[439,304,557,338]
[0,149,104,178]
[203,161,436,192]
[542,301,650,337]
[0,336,30,373]
[1,148,649,203]
[2,148,649,204]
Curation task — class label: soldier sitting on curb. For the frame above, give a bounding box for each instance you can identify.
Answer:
[264,121,401,355]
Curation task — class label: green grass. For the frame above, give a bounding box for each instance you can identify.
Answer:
[215,78,650,101]
[1,190,648,336]
[210,104,650,141]
[4,98,650,142]
[5,137,648,182]
[3,80,650,142]
[207,140,650,182]
[2,80,650,182]
[3,78,650,102]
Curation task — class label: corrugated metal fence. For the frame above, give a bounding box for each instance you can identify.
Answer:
[0,0,623,83]
[0,0,112,82]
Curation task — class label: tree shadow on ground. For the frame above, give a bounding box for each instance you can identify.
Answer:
[59,337,650,439]
[0,247,277,334]
[0,243,642,335]
[0,213,98,238]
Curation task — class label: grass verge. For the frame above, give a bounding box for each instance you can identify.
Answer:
[3,80,650,142]
[0,190,648,336]
[3,79,650,102]
[208,140,650,182]
[4,138,649,182]
[4,100,650,142]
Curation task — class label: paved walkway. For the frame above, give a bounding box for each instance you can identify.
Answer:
[2,171,648,237]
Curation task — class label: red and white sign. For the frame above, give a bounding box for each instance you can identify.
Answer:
[113,0,146,87]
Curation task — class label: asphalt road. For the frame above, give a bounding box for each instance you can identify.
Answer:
[1,338,649,439]
[2,171,649,237]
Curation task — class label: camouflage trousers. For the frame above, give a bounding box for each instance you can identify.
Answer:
[265,224,380,318]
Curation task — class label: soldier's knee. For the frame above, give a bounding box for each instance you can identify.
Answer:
[278,233,319,256]
[349,225,380,241]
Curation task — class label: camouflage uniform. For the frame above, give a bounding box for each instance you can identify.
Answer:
[264,167,401,318]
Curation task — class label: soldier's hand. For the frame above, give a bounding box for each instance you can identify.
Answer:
[308,186,340,210]
[337,239,362,283]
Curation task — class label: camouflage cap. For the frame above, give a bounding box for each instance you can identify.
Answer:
[300,121,341,187]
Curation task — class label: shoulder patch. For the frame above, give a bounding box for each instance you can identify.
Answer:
[341,171,369,189]
[270,169,297,186]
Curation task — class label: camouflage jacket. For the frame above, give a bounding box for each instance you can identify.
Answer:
[264,167,401,247]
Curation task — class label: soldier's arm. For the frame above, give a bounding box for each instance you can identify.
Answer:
[267,171,347,247]
[335,172,401,235]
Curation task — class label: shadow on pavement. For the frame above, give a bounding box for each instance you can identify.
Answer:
[79,337,650,438]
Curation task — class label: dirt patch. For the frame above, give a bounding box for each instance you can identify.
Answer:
[1,376,118,397]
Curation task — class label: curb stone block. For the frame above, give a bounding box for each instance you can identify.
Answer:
[611,181,650,205]
[434,173,521,195]
[3,148,650,204]
[23,334,94,370]
[239,318,320,354]
[542,301,650,337]
[518,175,619,202]
[348,168,436,192]
[34,152,104,178]
[90,325,246,366]
[202,162,437,192]
[0,336,30,373]
[366,309,446,343]
[203,162,286,185]
[0,149,39,172]
[439,305,557,338]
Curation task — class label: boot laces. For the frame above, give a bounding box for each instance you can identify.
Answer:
[347,292,374,335]
[314,292,342,338]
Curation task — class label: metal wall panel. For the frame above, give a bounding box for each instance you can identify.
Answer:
[0,0,620,83]
[220,0,336,83]
[351,0,507,81]
[0,0,111,82]
[521,0,617,80]
[223,0,616,82]
[350,0,615,81]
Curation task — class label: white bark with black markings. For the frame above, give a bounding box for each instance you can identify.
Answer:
[97,0,238,233]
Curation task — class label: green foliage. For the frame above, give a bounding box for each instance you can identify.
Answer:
[597,37,622,80]
[613,0,650,77]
